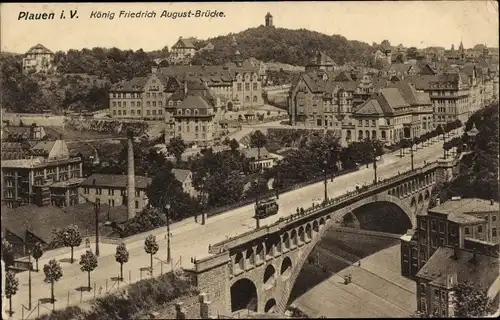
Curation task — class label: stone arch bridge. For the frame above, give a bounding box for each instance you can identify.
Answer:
[187,159,459,317]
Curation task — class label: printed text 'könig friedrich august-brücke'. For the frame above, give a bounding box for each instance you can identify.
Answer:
[17,9,225,21]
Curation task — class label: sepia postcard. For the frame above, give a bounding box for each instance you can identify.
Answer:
[1,1,499,319]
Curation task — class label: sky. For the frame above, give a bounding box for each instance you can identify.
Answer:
[1,1,498,53]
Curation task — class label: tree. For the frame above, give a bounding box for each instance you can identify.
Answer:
[62,224,82,263]
[406,47,418,59]
[79,250,98,290]
[453,281,493,317]
[5,271,19,316]
[249,130,268,171]
[43,259,63,303]
[229,138,240,153]
[167,136,187,166]
[1,238,15,267]
[32,242,44,271]
[115,243,129,281]
[144,235,159,274]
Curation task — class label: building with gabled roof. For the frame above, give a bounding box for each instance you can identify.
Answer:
[305,51,338,72]
[22,43,54,74]
[171,37,197,60]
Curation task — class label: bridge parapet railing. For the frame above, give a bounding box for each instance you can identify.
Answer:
[273,160,439,226]
[210,161,440,253]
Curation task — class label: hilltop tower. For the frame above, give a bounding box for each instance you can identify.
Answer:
[265,12,273,27]
[126,128,136,220]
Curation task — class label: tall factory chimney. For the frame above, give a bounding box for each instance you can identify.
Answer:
[126,128,136,219]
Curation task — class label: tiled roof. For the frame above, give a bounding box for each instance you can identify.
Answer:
[176,95,213,110]
[31,141,55,155]
[386,82,431,106]
[353,99,385,116]
[1,141,29,160]
[172,169,190,183]
[110,77,148,92]
[159,66,235,83]
[243,147,272,160]
[416,246,499,289]
[378,87,410,111]
[172,38,196,49]
[309,51,337,66]
[80,173,152,189]
[26,43,53,55]
[430,198,499,215]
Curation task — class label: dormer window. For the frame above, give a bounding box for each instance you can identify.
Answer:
[194,109,199,115]
[185,109,191,115]
[177,101,181,105]
[177,109,182,115]
[169,101,173,106]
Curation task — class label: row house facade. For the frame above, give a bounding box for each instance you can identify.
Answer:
[400,197,500,317]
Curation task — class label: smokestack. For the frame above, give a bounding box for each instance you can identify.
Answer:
[126,128,136,219]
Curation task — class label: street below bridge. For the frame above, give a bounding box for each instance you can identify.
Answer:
[9,134,458,318]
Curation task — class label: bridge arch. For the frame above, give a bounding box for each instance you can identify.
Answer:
[263,264,277,290]
[277,194,416,312]
[230,278,258,313]
[410,197,416,207]
[424,190,430,200]
[418,193,423,204]
[264,298,277,313]
[281,256,292,280]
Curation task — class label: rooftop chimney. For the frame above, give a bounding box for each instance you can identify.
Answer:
[126,128,136,220]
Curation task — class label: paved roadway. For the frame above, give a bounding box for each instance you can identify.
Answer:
[9,134,458,318]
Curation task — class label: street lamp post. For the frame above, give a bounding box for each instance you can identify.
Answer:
[275,161,280,200]
[323,158,328,202]
[254,180,261,229]
[94,199,100,257]
[165,203,171,263]
[372,147,378,184]
[410,139,415,171]
[28,250,32,310]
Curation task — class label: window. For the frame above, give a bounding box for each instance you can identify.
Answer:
[253,96,258,103]
[109,189,115,196]
[493,216,497,222]
[135,201,139,209]
[135,190,140,197]
[431,220,437,231]
[478,226,483,233]
[237,83,242,91]
[465,227,470,235]
[439,222,445,233]
[420,283,426,293]
[147,110,151,116]
[493,228,497,237]
[253,83,258,91]
[96,188,102,195]
[84,188,89,194]
[420,299,427,314]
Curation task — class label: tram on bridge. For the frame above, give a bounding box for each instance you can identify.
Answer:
[254,197,279,219]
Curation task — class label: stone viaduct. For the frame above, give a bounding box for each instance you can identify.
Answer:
[185,158,459,317]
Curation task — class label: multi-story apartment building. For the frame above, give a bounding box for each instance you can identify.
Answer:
[108,70,181,120]
[165,83,218,146]
[406,198,500,318]
[351,84,432,145]
[1,140,83,208]
[305,51,338,72]
[79,169,198,213]
[170,37,197,61]
[79,173,151,214]
[109,61,263,120]
[409,73,471,127]
[401,197,499,279]
[22,43,54,74]
[414,246,498,317]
